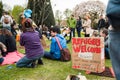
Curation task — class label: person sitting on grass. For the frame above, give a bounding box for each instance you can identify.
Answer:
[0,42,7,64]
[16,18,44,68]
[44,26,67,60]
[100,28,110,59]
[0,28,17,56]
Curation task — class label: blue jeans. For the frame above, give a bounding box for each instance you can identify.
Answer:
[105,47,110,59]
[16,55,43,68]
[44,51,60,60]
[108,30,120,80]
[0,58,4,64]
[76,27,81,37]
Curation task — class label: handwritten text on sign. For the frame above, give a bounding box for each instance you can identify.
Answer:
[72,38,101,53]
[72,37,105,73]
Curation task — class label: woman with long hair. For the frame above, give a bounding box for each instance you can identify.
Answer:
[83,14,92,37]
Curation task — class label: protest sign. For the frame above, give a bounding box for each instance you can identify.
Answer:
[72,37,105,73]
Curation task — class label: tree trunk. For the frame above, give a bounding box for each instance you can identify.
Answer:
[27,0,55,27]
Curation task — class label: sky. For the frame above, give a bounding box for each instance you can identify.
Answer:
[1,0,108,13]
[1,0,28,10]
[1,0,27,7]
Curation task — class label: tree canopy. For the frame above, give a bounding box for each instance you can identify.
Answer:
[73,0,106,28]
[27,0,55,28]
[73,0,106,17]
[12,5,24,23]
[0,1,3,18]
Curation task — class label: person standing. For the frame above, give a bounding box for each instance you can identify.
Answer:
[11,18,17,39]
[67,15,76,43]
[97,15,106,32]
[106,0,120,79]
[105,16,110,29]
[83,14,91,37]
[0,11,13,31]
[76,16,82,37]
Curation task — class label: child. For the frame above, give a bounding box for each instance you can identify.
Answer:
[16,18,44,68]
[0,42,7,64]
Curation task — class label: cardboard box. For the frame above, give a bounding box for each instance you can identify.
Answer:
[72,37,105,73]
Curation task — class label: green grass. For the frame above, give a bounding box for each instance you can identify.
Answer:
[0,40,115,80]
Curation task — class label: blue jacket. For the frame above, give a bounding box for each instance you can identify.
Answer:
[106,0,120,29]
[50,34,67,59]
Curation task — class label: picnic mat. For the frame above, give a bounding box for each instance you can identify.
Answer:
[1,51,24,65]
[90,67,115,78]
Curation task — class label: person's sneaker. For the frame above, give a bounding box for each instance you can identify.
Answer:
[31,60,38,68]
[38,59,43,65]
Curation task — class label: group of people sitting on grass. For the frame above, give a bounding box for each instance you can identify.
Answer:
[0,21,110,68]
[0,17,68,68]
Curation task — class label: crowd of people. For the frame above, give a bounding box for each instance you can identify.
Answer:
[0,9,69,68]
[0,10,110,67]
[0,9,110,64]
[63,13,110,59]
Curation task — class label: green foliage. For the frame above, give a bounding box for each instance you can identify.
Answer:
[63,8,72,18]
[0,1,3,18]
[55,10,62,25]
[12,5,24,23]
[27,0,33,10]
[43,1,55,28]
[27,0,55,27]
[90,12,99,29]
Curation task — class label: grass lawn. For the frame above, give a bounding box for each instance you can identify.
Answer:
[0,40,116,80]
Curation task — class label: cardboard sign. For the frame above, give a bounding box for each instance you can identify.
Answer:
[72,37,105,73]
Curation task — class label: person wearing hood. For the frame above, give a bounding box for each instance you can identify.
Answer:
[44,26,67,60]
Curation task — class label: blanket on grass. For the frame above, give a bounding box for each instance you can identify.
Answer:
[90,67,115,78]
[1,51,24,65]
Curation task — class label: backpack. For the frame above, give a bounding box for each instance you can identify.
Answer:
[4,16,10,24]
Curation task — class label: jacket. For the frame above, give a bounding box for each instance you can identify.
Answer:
[76,19,82,29]
[0,34,16,53]
[67,17,76,28]
[50,34,67,59]
[98,19,106,29]
[106,0,120,29]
